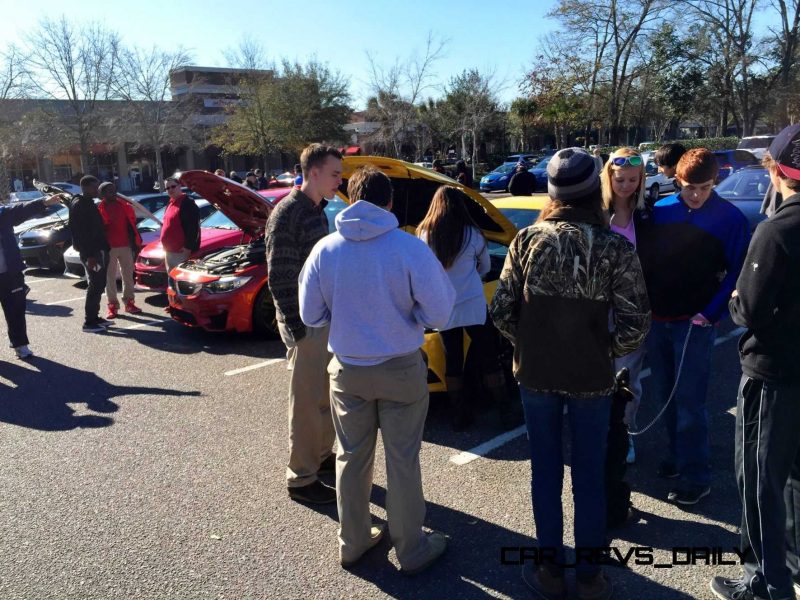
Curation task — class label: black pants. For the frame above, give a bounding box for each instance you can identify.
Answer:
[81,252,108,324]
[736,374,800,600]
[439,310,500,378]
[0,271,28,348]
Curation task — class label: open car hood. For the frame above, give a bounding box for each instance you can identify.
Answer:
[178,171,273,238]
[340,157,517,245]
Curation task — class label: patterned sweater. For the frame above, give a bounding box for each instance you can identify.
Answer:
[490,206,651,397]
[265,189,329,343]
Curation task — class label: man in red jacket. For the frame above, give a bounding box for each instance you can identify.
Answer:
[160,177,200,275]
[98,182,142,318]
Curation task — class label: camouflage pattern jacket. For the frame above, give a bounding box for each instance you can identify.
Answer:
[490,206,651,397]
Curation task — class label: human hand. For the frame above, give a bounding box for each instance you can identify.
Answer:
[87,257,98,272]
[44,194,62,206]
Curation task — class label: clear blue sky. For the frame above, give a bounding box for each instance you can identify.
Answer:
[0,0,561,109]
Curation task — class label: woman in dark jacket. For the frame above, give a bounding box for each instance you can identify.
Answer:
[0,195,62,357]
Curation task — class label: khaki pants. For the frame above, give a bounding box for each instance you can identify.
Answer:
[279,322,335,487]
[329,350,435,569]
[164,249,191,276]
[106,246,136,305]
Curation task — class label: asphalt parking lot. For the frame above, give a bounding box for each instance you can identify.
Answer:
[0,268,747,599]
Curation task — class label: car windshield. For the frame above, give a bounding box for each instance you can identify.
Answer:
[137,206,166,232]
[492,164,516,175]
[738,137,774,150]
[488,206,541,256]
[532,158,550,171]
[201,210,238,230]
[715,168,770,199]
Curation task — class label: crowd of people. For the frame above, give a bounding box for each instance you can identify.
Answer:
[2,127,799,598]
[262,133,800,600]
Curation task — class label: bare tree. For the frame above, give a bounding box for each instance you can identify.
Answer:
[111,45,193,190]
[765,0,800,125]
[25,16,121,174]
[0,44,32,201]
[223,36,270,71]
[365,32,447,158]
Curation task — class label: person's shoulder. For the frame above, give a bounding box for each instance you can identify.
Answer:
[654,193,680,208]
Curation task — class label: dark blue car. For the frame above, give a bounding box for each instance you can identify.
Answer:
[714,149,759,182]
[530,156,551,192]
[714,165,768,232]
[480,163,518,192]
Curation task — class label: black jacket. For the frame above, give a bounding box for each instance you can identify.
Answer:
[508,170,536,195]
[69,194,110,260]
[730,193,800,382]
[0,199,49,273]
[179,197,201,252]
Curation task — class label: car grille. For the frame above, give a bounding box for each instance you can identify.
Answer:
[176,280,201,296]
[137,272,167,289]
[169,307,198,326]
[137,256,164,267]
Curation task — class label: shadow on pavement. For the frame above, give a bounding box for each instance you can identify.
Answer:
[25,299,74,318]
[0,356,201,431]
[340,485,686,599]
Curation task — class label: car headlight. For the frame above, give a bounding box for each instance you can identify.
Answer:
[203,275,252,294]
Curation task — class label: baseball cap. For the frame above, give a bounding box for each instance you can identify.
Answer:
[768,124,800,180]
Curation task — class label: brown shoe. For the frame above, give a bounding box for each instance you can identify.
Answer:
[401,531,448,575]
[577,572,613,600]
[521,562,566,600]
[340,525,385,568]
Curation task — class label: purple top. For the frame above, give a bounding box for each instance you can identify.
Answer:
[610,214,636,247]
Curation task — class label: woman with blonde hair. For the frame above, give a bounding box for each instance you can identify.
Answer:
[600,147,649,463]
[417,185,511,430]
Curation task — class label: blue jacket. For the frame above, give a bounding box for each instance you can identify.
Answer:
[637,191,750,323]
[0,199,48,274]
[299,200,456,366]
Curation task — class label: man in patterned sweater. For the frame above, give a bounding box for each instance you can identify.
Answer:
[266,144,342,504]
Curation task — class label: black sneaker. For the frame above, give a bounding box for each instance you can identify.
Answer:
[657,461,680,479]
[668,485,710,505]
[709,576,754,600]
[95,317,113,328]
[82,320,105,333]
[288,480,336,504]
[318,454,336,475]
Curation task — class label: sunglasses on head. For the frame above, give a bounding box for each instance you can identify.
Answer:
[611,155,643,167]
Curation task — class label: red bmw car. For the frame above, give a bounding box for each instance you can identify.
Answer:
[166,172,288,333]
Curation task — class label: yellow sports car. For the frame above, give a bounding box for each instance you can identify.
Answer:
[338,156,547,392]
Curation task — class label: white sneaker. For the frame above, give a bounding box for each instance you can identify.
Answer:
[14,345,33,359]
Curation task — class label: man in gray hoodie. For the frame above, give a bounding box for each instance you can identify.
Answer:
[299,165,456,574]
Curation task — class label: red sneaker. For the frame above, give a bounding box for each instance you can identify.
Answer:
[106,303,119,319]
[125,300,143,315]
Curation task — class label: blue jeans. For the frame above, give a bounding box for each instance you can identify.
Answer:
[646,320,716,488]
[520,388,612,579]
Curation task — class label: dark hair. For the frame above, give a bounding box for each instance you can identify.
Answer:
[346,165,393,207]
[294,163,301,172]
[432,159,443,168]
[246,171,256,177]
[80,175,99,188]
[299,145,342,177]
[676,148,719,184]
[455,160,467,174]
[654,143,686,168]
[417,185,484,269]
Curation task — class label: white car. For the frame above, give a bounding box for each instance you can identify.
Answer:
[644,159,676,204]
[51,181,82,195]
[737,135,776,160]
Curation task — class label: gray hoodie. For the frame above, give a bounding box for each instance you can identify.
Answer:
[299,200,456,366]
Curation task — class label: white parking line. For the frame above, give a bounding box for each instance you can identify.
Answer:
[25,277,61,285]
[224,358,285,377]
[449,326,748,466]
[119,317,171,331]
[43,296,84,306]
[450,426,527,466]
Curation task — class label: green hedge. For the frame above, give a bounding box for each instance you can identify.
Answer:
[637,137,741,152]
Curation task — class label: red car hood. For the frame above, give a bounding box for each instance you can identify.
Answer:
[179,170,283,237]
[139,227,250,258]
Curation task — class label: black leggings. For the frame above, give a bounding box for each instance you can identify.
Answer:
[439,310,500,378]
